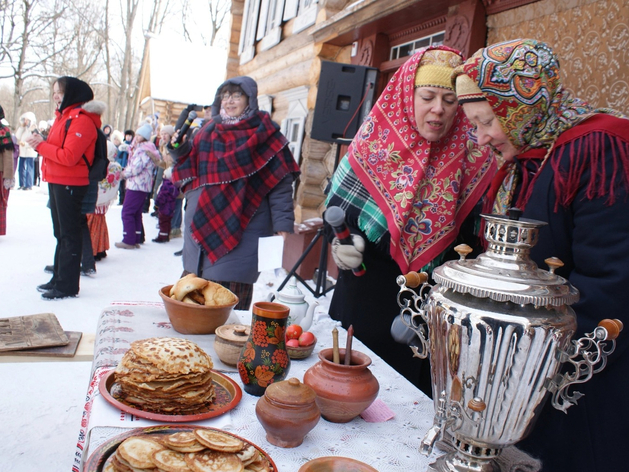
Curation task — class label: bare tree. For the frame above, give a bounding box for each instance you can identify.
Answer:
[0,0,74,125]
[181,0,231,46]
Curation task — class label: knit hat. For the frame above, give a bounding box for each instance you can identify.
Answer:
[161,125,175,136]
[454,71,486,104]
[111,129,124,143]
[414,49,463,90]
[136,123,152,141]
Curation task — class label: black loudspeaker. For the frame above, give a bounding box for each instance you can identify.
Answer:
[311,61,378,144]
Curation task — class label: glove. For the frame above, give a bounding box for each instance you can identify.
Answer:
[118,143,129,152]
[4,178,14,189]
[331,234,365,271]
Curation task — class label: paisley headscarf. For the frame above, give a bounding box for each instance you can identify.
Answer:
[454,39,629,211]
[455,39,625,153]
[343,45,496,274]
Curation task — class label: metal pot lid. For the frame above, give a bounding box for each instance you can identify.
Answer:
[432,211,579,307]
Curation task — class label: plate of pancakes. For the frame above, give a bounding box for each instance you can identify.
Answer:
[99,337,242,422]
[84,425,277,472]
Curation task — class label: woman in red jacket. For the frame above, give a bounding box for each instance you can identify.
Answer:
[26,76,103,300]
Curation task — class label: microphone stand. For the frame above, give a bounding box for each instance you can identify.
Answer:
[274,140,351,299]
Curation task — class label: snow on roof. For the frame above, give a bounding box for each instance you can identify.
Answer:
[148,36,227,106]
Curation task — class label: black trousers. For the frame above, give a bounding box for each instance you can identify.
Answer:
[48,183,88,294]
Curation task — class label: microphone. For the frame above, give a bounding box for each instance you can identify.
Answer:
[325,206,366,276]
[172,110,197,148]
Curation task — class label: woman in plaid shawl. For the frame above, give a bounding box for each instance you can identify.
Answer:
[455,38,629,472]
[171,77,300,310]
[324,46,496,395]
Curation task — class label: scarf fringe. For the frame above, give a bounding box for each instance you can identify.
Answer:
[550,132,629,210]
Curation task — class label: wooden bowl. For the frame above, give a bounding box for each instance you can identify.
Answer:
[159,285,238,334]
[286,335,317,359]
[298,456,378,472]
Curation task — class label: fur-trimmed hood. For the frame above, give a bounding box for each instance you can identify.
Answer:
[82,100,106,116]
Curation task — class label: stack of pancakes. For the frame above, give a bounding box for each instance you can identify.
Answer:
[114,337,216,415]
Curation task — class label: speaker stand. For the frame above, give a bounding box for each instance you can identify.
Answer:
[275,227,335,299]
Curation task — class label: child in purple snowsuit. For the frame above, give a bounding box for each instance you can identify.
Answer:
[152,172,179,243]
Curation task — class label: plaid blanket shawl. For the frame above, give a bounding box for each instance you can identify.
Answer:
[172,111,300,263]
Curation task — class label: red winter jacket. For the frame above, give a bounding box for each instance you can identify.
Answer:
[38,101,103,186]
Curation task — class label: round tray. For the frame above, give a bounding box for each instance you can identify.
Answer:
[84,425,277,472]
[99,369,242,422]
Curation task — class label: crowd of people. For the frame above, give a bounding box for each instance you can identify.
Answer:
[0,37,627,471]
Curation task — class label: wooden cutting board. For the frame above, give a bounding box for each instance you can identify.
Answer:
[0,331,83,358]
[0,313,69,352]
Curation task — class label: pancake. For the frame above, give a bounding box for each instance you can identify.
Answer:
[193,429,244,453]
[184,451,244,472]
[117,436,165,469]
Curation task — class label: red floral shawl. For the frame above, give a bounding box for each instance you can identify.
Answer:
[347,46,496,273]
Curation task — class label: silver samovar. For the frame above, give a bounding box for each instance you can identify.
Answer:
[396,211,623,472]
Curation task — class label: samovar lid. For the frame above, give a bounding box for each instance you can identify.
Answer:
[432,210,579,307]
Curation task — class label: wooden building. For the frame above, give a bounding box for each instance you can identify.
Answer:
[226,0,629,223]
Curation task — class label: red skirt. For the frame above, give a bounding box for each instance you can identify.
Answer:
[0,179,8,236]
[87,213,109,254]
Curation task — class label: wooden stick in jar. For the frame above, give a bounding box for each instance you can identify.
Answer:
[344,325,354,365]
[332,327,340,364]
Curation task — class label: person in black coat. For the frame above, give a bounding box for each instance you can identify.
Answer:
[455,38,629,472]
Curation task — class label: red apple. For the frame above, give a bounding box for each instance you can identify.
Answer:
[286,338,300,348]
[286,324,303,340]
[298,331,315,347]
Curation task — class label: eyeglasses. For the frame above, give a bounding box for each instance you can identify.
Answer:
[221,92,244,102]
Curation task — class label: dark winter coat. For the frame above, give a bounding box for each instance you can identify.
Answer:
[516,119,629,472]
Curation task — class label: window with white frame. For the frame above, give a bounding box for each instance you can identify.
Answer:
[389,31,446,61]
[257,0,286,51]
[281,86,308,166]
[239,0,319,63]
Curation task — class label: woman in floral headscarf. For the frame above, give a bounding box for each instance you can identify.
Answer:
[325,45,496,394]
[454,38,629,472]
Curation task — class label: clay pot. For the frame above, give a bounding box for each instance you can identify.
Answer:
[255,377,320,448]
[303,348,379,423]
[214,324,250,366]
[237,302,291,396]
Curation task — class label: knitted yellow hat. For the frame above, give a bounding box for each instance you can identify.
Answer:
[414,49,463,90]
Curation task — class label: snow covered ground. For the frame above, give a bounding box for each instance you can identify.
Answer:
[0,185,333,472]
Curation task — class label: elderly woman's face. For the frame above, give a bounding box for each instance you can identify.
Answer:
[413,86,458,142]
[462,100,520,161]
[221,90,248,117]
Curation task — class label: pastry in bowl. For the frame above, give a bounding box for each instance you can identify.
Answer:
[160,275,239,334]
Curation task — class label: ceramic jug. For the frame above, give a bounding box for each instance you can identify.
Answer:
[267,277,318,331]
[237,301,291,396]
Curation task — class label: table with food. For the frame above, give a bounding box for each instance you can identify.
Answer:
[75,274,444,472]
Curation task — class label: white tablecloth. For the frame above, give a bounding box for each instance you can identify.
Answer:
[74,301,540,472]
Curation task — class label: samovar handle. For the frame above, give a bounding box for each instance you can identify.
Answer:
[550,318,623,412]
[399,271,429,288]
[394,271,431,359]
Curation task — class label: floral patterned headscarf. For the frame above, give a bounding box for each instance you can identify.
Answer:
[347,45,496,273]
[454,39,625,153]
